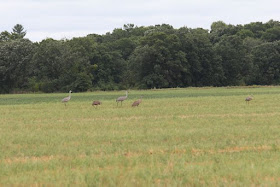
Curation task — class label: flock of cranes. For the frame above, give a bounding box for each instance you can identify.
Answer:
[62,90,253,107]
[61,90,143,107]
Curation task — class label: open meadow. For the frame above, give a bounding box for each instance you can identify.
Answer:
[1,86,280,186]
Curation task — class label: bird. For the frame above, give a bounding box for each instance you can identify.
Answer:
[116,91,128,106]
[132,96,142,107]
[92,100,102,108]
[245,95,253,104]
[61,90,72,106]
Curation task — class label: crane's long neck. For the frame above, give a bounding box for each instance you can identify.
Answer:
[125,91,128,98]
[69,91,72,98]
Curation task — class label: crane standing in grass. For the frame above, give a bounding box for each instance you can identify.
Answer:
[245,95,253,104]
[132,96,142,107]
[116,91,128,106]
[61,90,72,106]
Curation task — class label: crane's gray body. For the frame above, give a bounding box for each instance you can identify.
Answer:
[116,91,128,106]
[62,90,72,105]
[245,95,253,104]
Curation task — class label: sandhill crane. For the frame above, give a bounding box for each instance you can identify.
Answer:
[245,95,253,104]
[62,90,72,106]
[116,91,128,106]
[92,100,101,108]
[132,96,142,107]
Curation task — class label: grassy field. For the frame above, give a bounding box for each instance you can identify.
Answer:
[1,86,280,186]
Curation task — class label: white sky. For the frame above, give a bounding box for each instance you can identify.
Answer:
[0,0,279,42]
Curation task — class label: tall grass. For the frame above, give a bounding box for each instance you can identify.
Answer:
[1,87,280,186]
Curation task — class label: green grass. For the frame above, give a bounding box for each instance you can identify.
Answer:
[1,86,280,186]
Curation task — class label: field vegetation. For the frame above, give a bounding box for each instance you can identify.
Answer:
[1,86,280,186]
[1,20,280,94]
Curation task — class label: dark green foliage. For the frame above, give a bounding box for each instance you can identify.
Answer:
[11,24,26,39]
[214,35,247,85]
[252,41,280,84]
[129,32,190,88]
[0,24,26,42]
[0,31,12,42]
[72,72,92,92]
[91,45,127,90]
[31,38,94,92]
[0,39,35,93]
[180,28,224,86]
[237,29,254,39]
[261,27,280,42]
[1,20,280,93]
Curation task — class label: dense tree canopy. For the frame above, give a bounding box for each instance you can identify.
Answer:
[0,20,280,93]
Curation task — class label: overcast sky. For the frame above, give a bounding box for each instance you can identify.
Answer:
[1,0,279,42]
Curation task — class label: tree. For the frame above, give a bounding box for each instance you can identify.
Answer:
[0,31,12,42]
[11,24,26,39]
[178,28,224,86]
[0,24,26,42]
[129,32,190,88]
[210,21,241,44]
[91,44,127,90]
[211,21,227,32]
[108,38,137,60]
[123,24,135,32]
[237,29,254,39]
[72,72,92,92]
[252,41,280,85]
[0,39,35,93]
[244,22,266,38]
[129,45,170,88]
[242,37,263,84]
[1,21,280,93]
[261,27,280,42]
[32,37,96,92]
[214,35,248,85]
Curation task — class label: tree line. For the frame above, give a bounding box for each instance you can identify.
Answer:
[1,21,280,93]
